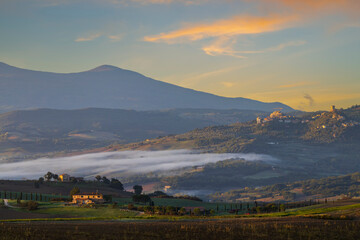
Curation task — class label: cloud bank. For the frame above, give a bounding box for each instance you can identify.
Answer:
[0,150,278,180]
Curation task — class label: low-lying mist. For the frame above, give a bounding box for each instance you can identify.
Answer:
[0,150,278,180]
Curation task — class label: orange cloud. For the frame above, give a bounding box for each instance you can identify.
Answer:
[202,36,247,58]
[144,14,298,43]
[203,38,306,57]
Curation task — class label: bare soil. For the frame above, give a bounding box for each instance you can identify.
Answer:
[0,208,57,220]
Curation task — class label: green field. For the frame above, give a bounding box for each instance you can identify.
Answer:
[4,198,360,223]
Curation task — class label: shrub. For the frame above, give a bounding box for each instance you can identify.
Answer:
[193,208,202,216]
[20,201,39,211]
[127,204,137,210]
[110,202,118,209]
[132,194,151,204]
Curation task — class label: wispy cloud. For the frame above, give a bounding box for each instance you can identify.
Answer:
[178,65,246,87]
[203,39,306,58]
[108,34,124,41]
[142,0,359,57]
[144,15,297,44]
[144,14,306,58]
[202,36,247,58]
[75,32,125,42]
[75,33,102,42]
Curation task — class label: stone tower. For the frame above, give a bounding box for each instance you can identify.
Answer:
[330,105,336,112]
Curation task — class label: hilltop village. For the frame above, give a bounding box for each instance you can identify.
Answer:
[256,106,359,130]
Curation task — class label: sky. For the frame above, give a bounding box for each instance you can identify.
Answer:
[0,0,359,111]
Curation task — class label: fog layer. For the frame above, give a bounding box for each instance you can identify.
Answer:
[0,150,278,180]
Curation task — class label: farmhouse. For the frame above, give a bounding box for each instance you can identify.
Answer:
[59,174,71,182]
[72,192,105,205]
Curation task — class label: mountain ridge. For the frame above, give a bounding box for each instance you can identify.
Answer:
[0,62,293,112]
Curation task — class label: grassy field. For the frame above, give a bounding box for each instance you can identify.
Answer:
[113,197,251,212]
[2,199,360,222]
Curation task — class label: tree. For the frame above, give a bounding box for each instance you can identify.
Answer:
[70,187,80,198]
[165,206,176,215]
[95,175,102,182]
[38,177,44,184]
[103,195,113,202]
[110,178,124,191]
[102,176,110,184]
[179,207,187,215]
[193,208,202,216]
[53,174,59,181]
[70,177,78,183]
[44,172,54,181]
[280,204,286,212]
[133,185,143,195]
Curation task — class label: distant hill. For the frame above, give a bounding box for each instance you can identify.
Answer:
[114,106,360,193]
[209,172,360,202]
[115,106,360,151]
[0,108,210,155]
[0,62,293,112]
[0,108,271,159]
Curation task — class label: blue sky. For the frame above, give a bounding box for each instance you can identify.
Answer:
[0,0,359,110]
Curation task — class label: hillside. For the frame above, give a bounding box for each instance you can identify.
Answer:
[0,62,293,112]
[0,108,270,161]
[0,108,212,159]
[209,172,360,202]
[112,105,360,152]
[114,106,360,194]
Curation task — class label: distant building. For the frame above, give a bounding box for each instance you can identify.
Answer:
[59,174,71,182]
[330,105,336,112]
[269,111,285,119]
[72,192,104,205]
[256,117,262,124]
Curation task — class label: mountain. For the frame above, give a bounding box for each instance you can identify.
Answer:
[0,62,293,112]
